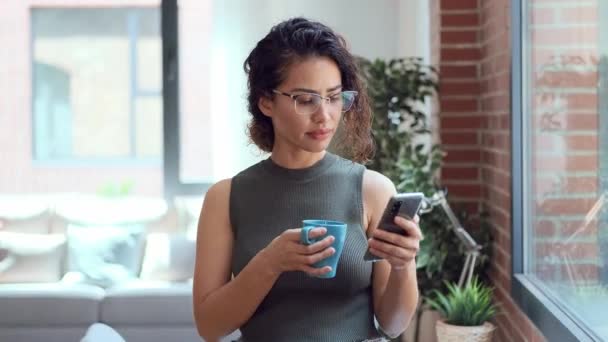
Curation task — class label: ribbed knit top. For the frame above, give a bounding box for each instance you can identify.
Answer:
[229,152,381,342]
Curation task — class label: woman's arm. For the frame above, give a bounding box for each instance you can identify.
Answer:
[192,179,336,341]
[363,170,420,338]
[192,179,279,341]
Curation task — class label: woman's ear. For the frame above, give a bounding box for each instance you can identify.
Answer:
[258,96,274,118]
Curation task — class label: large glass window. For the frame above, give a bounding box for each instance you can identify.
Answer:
[521,0,607,338]
[32,8,162,162]
[1,0,427,197]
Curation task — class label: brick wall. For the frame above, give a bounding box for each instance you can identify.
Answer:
[434,0,547,340]
[529,0,601,286]
[437,0,483,215]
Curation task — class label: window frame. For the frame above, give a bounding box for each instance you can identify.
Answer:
[31,7,162,164]
[161,0,210,199]
[510,0,607,341]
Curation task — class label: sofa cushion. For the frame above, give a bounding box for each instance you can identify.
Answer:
[0,283,104,326]
[0,195,51,234]
[101,281,193,325]
[140,233,195,282]
[0,232,66,283]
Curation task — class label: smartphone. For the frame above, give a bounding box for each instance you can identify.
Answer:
[364,192,424,262]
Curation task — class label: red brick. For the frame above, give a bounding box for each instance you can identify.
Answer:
[441,0,478,11]
[563,176,598,193]
[442,166,480,180]
[446,200,481,215]
[441,115,485,129]
[534,242,599,260]
[440,98,479,112]
[534,174,597,196]
[559,6,598,23]
[533,176,559,195]
[442,131,479,145]
[533,113,597,130]
[531,7,555,25]
[534,70,598,88]
[444,148,482,163]
[533,26,598,46]
[534,154,598,172]
[481,71,510,94]
[565,114,598,129]
[561,219,598,237]
[561,263,600,281]
[482,168,510,191]
[445,183,483,198]
[565,134,597,151]
[481,131,510,150]
[440,80,480,96]
[440,64,478,79]
[536,197,599,216]
[535,263,560,282]
[481,94,509,111]
[441,13,479,27]
[493,225,512,253]
[486,185,511,211]
[535,220,556,236]
[481,32,510,57]
[441,47,482,61]
[482,151,510,170]
[486,114,510,130]
[493,242,512,272]
[531,48,599,67]
[441,30,478,44]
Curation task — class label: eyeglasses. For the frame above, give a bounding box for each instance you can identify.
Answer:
[272,89,358,115]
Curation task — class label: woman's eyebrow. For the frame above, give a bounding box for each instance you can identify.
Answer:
[288,85,342,94]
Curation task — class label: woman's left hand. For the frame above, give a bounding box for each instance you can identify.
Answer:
[368,215,422,270]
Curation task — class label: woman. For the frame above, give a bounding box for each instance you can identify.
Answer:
[193,17,421,342]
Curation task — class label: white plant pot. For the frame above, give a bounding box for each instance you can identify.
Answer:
[435,319,495,342]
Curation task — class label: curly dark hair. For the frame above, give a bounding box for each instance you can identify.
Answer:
[243,17,374,163]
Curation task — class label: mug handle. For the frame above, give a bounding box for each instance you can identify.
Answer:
[300,226,314,245]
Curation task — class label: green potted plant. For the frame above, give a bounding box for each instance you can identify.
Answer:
[426,277,498,342]
[353,56,493,342]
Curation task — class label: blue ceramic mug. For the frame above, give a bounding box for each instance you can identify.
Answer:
[300,220,347,278]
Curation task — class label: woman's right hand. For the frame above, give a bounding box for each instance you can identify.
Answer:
[259,227,336,277]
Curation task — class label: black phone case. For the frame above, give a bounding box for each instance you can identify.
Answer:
[364,192,424,262]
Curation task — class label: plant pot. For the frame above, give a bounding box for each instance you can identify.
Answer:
[435,319,495,342]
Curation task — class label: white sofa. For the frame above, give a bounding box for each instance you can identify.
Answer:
[0,194,241,342]
[0,282,241,342]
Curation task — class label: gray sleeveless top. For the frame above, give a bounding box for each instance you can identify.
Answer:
[230,152,381,342]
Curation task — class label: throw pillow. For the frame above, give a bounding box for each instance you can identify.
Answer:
[66,224,146,288]
[0,232,66,283]
[140,233,196,282]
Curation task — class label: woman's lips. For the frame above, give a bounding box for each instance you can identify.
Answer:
[306,129,332,140]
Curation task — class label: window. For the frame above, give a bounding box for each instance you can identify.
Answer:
[512,0,608,340]
[0,0,428,197]
[32,8,162,162]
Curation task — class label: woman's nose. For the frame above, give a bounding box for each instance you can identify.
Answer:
[311,99,332,122]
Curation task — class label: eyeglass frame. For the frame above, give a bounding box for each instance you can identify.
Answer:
[271,89,358,115]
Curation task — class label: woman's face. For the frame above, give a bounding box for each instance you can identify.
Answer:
[259,56,343,154]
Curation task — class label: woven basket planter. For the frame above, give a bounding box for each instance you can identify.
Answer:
[435,319,495,342]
